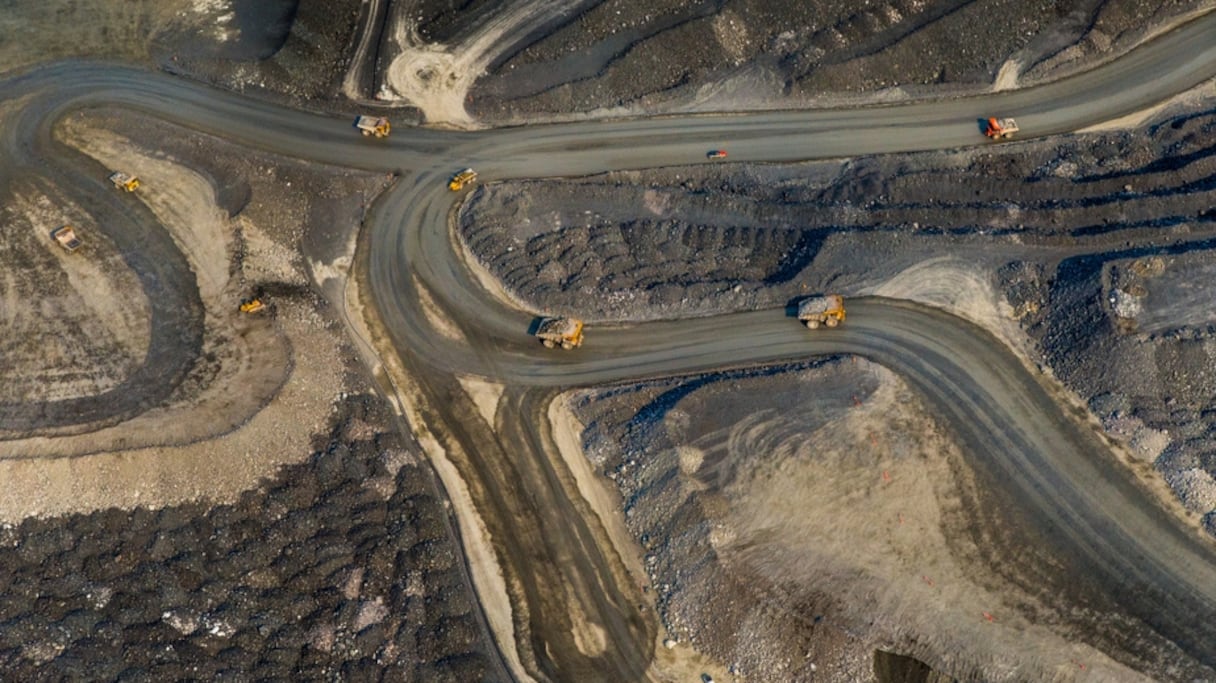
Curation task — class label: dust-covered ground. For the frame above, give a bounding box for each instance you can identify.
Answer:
[461,95,1216,679]
[391,0,1209,124]
[568,359,1180,681]
[5,0,1215,680]
[0,108,500,677]
[0,0,364,103]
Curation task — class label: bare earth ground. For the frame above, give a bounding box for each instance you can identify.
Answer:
[566,359,1154,681]
[459,93,1216,679]
[373,0,1211,125]
[0,107,499,677]
[5,1,1216,681]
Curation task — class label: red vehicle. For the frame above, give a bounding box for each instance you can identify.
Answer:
[706,149,728,159]
[984,117,1019,139]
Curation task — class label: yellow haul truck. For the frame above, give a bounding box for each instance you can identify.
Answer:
[449,168,477,191]
[535,317,584,350]
[354,115,391,138]
[797,294,846,329]
[109,171,140,192]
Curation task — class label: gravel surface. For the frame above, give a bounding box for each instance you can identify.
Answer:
[463,0,1208,122]
[568,359,1186,681]
[460,106,1216,537]
[459,101,1216,679]
[0,395,495,681]
[0,106,502,678]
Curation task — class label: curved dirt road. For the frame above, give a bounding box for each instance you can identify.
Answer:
[3,10,1216,681]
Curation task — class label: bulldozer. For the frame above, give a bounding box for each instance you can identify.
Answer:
[984,117,1019,140]
[354,115,391,138]
[109,171,140,192]
[239,297,266,314]
[51,225,82,252]
[797,294,845,329]
[449,168,477,191]
[535,317,584,349]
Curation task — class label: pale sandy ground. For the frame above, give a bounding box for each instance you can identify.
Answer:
[1,187,149,401]
[344,249,536,682]
[1081,79,1216,132]
[549,399,734,682]
[381,0,585,126]
[350,313,535,680]
[0,122,347,520]
[709,362,1146,681]
[869,257,1214,542]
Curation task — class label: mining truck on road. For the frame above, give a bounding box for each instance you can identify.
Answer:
[354,115,391,138]
[536,317,584,349]
[449,168,477,191]
[984,117,1019,139]
[109,171,140,192]
[51,225,82,252]
[798,295,845,329]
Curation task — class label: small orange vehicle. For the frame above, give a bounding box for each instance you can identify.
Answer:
[984,117,1019,140]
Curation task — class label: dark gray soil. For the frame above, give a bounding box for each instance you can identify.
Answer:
[1,109,502,680]
[460,104,1216,532]
[465,0,1206,122]
[571,358,1212,680]
[0,391,497,681]
[460,106,1216,319]
[154,0,365,104]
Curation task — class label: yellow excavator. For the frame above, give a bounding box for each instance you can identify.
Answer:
[239,297,266,314]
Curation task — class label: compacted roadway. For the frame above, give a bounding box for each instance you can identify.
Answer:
[4,10,1216,681]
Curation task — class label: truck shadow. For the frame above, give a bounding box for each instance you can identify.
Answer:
[784,296,807,318]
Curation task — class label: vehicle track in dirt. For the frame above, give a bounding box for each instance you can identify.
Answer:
[3,11,1216,680]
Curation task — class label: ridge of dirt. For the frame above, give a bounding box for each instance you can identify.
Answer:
[460,0,1209,124]
[0,106,501,678]
[569,359,1167,681]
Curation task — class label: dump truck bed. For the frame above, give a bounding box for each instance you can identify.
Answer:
[536,317,584,349]
[797,295,844,319]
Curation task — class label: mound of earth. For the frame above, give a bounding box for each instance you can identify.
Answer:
[460,104,1216,542]
[569,359,1196,680]
[0,394,496,681]
[463,0,1207,122]
[0,0,364,104]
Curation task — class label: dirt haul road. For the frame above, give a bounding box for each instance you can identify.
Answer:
[4,10,1216,681]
